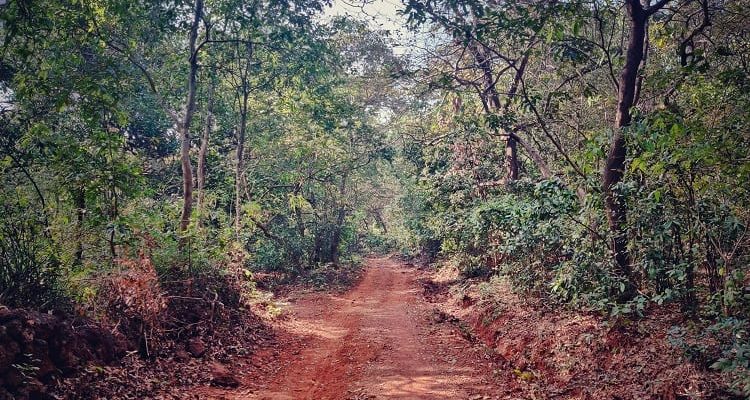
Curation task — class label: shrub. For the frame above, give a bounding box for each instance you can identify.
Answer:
[98,252,167,356]
[0,206,66,311]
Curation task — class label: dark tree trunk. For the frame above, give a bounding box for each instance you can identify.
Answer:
[73,187,85,265]
[602,0,648,300]
[235,92,249,237]
[504,136,519,181]
[471,45,520,183]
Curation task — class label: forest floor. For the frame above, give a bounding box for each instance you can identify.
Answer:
[196,257,504,399]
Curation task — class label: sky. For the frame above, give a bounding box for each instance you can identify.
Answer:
[324,0,419,55]
[325,0,407,32]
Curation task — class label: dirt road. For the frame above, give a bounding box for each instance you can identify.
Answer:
[204,257,502,399]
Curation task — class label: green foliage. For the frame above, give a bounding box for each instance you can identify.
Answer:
[0,205,66,311]
[668,319,750,396]
[708,319,750,396]
[395,1,750,392]
[0,0,402,313]
[359,233,399,255]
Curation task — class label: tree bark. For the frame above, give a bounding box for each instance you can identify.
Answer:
[329,173,348,265]
[602,0,648,299]
[470,44,520,182]
[511,131,551,179]
[235,91,249,237]
[233,41,254,238]
[196,81,213,226]
[73,187,85,265]
[178,0,204,234]
[504,136,519,181]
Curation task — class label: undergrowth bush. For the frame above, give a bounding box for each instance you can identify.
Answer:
[0,206,67,311]
[669,318,750,396]
[99,252,167,356]
[359,232,398,255]
[407,118,750,393]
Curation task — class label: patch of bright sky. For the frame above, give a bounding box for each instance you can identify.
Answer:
[323,0,424,56]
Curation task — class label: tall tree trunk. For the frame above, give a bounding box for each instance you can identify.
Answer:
[178,0,204,234]
[73,187,85,265]
[603,0,648,299]
[107,139,119,258]
[504,137,519,181]
[503,54,529,182]
[329,173,348,265]
[232,41,254,238]
[196,82,213,227]
[372,209,388,234]
[235,92,249,237]
[471,45,520,182]
[511,131,552,179]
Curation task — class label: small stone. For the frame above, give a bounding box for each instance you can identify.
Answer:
[175,349,191,362]
[187,337,206,358]
[210,362,240,388]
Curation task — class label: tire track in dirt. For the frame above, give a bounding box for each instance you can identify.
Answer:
[201,257,501,399]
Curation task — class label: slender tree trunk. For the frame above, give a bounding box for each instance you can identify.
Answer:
[178,0,204,234]
[108,189,118,258]
[232,43,254,238]
[179,128,193,233]
[511,131,552,179]
[196,82,213,227]
[471,45,520,182]
[503,55,529,182]
[504,137,519,181]
[107,138,119,258]
[603,0,647,299]
[235,92,249,237]
[329,173,348,265]
[73,187,85,265]
[372,209,388,234]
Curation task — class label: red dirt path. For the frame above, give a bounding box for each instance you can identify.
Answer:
[200,257,502,399]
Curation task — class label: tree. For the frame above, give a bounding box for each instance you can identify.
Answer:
[603,0,679,299]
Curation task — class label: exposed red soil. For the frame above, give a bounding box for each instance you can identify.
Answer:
[0,307,126,399]
[192,257,739,400]
[198,257,503,399]
[425,265,738,400]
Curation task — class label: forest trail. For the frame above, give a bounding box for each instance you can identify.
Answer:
[202,257,501,399]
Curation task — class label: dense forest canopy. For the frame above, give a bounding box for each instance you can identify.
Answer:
[0,0,749,397]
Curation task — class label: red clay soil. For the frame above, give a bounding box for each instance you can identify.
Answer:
[191,257,740,400]
[423,264,736,400]
[198,257,503,399]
